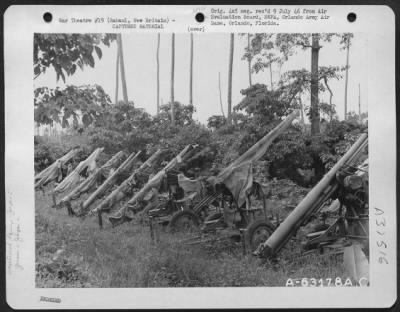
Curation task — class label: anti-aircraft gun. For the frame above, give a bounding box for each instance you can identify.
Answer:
[147,110,300,251]
[253,133,369,259]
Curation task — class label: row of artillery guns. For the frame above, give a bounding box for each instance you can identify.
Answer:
[141,110,369,259]
[35,109,369,259]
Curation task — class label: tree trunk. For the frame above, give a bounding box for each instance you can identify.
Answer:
[344,37,350,120]
[189,33,194,106]
[310,34,320,135]
[358,83,361,123]
[218,72,225,117]
[115,45,120,105]
[170,33,175,126]
[117,34,129,104]
[227,33,234,125]
[298,96,304,125]
[323,76,334,123]
[156,33,160,114]
[247,33,252,87]
[269,64,273,90]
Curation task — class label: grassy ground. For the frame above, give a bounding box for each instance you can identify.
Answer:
[35,184,346,288]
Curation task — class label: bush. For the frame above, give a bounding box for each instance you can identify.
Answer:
[34,134,92,173]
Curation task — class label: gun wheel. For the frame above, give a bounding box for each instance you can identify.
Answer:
[247,219,275,252]
[168,210,200,232]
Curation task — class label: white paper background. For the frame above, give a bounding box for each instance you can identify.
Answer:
[4,5,396,309]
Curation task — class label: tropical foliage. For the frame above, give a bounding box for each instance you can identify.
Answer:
[34,33,117,82]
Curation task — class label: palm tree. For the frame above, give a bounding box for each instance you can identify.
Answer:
[227,33,234,125]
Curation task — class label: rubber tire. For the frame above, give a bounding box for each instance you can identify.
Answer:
[247,219,276,252]
[168,210,200,232]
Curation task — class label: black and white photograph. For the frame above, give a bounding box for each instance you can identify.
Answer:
[33,31,369,288]
[4,5,396,309]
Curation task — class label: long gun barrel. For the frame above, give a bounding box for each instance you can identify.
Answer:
[35,147,80,190]
[91,149,164,214]
[80,151,142,212]
[108,144,193,226]
[218,110,299,179]
[53,147,104,194]
[258,133,368,257]
[59,151,126,205]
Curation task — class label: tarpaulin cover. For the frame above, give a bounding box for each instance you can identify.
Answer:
[92,150,164,213]
[217,161,253,208]
[110,145,192,221]
[212,110,298,208]
[177,173,202,195]
[53,147,104,194]
[60,151,125,203]
[34,148,80,189]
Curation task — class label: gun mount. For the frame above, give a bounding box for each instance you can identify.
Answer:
[254,133,368,258]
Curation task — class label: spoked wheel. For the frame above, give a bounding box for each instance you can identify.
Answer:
[168,210,200,232]
[247,219,276,252]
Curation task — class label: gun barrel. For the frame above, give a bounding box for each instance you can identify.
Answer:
[91,149,163,214]
[81,151,141,211]
[261,133,368,256]
[219,110,299,178]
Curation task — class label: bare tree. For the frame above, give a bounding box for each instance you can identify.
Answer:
[156,33,160,113]
[170,33,175,126]
[189,33,194,106]
[218,72,225,117]
[358,83,361,123]
[114,44,120,105]
[269,64,273,90]
[227,33,234,125]
[117,34,128,103]
[344,35,351,120]
[310,34,321,134]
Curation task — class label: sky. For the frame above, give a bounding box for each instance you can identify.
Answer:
[34,32,368,124]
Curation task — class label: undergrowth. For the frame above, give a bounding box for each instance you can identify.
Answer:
[36,186,345,288]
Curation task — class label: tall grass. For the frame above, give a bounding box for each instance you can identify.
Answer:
[36,189,345,288]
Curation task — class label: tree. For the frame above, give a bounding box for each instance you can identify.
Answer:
[235,83,296,127]
[87,102,154,154]
[156,33,161,113]
[245,34,287,91]
[343,34,352,119]
[34,85,112,128]
[247,34,252,86]
[278,66,343,124]
[310,34,320,134]
[189,33,194,106]
[115,44,120,104]
[273,33,352,134]
[227,33,234,125]
[218,72,225,117]
[170,33,176,126]
[207,115,226,130]
[157,102,195,127]
[117,34,129,104]
[34,33,116,82]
